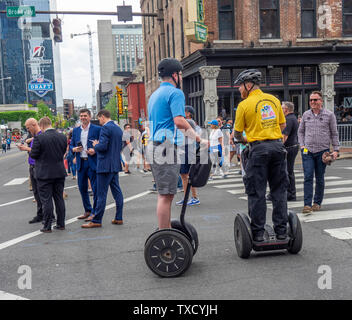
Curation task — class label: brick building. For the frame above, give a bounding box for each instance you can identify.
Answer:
[141,0,352,126]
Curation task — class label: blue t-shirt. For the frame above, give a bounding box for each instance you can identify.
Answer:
[148,82,185,145]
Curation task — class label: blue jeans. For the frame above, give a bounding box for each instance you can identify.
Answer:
[302,149,328,207]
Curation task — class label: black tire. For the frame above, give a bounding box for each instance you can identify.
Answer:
[171,220,199,255]
[144,229,193,277]
[287,213,303,254]
[234,215,252,259]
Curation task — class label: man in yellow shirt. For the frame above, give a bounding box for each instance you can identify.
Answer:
[234,69,289,242]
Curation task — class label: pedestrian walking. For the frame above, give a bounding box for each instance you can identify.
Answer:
[266,101,299,202]
[208,119,225,178]
[1,138,6,153]
[298,91,340,214]
[176,105,201,206]
[70,109,101,221]
[122,123,133,174]
[29,117,67,233]
[234,69,288,242]
[81,109,124,228]
[146,58,207,230]
[17,118,44,224]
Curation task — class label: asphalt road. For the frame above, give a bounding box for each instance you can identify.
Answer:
[0,149,352,300]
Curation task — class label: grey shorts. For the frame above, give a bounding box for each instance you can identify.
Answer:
[146,142,180,195]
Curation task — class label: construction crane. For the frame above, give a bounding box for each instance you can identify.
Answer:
[70,25,96,112]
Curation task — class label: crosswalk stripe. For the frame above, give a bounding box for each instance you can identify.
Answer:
[324,227,352,240]
[297,209,352,223]
[267,196,352,209]
[214,176,340,189]
[227,179,352,197]
[4,178,29,186]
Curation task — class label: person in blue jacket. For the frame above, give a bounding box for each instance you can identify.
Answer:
[81,109,124,228]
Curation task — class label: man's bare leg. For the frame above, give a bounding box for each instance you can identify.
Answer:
[157,194,174,229]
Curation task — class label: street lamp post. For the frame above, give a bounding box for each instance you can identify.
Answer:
[0,77,11,105]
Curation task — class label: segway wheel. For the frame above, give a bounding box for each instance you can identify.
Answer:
[171,220,199,255]
[234,215,252,259]
[287,212,303,254]
[144,229,193,277]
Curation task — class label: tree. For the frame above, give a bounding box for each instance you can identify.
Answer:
[35,101,54,121]
[104,95,118,121]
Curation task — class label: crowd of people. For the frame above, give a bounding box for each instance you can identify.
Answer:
[13,58,341,239]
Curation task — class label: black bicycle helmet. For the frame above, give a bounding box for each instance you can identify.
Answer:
[234,69,262,85]
[158,58,183,78]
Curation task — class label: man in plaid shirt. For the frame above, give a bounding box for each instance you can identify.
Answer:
[298,91,340,214]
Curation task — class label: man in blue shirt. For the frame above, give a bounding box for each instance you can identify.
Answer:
[146,58,207,230]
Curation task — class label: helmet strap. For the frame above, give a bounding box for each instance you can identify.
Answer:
[172,73,181,89]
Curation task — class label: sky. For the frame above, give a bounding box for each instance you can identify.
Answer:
[55,0,142,107]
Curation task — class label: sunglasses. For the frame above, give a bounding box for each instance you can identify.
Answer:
[309,99,321,102]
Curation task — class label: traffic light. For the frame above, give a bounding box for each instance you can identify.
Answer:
[116,86,123,115]
[52,18,63,43]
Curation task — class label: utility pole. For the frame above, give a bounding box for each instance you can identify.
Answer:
[70,25,97,113]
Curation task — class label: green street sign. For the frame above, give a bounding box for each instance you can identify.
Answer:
[195,22,208,42]
[6,6,36,18]
[197,0,205,23]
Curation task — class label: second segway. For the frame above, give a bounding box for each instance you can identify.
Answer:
[234,211,303,259]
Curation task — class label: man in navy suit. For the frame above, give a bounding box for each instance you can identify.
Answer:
[70,109,101,220]
[82,109,124,228]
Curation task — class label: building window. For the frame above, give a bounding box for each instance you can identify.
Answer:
[147,3,150,34]
[171,19,175,57]
[167,24,170,57]
[303,66,317,84]
[259,0,280,39]
[158,35,161,60]
[268,67,283,85]
[154,42,157,76]
[152,0,155,28]
[288,67,302,85]
[218,0,234,40]
[180,8,185,58]
[149,47,152,79]
[343,0,352,37]
[301,0,316,38]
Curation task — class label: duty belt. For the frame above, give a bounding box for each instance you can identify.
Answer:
[249,139,282,147]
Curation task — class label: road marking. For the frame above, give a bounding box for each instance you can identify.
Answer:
[298,209,352,223]
[267,196,352,209]
[4,178,29,186]
[0,290,28,300]
[324,227,352,240]
[0,190,151,251]
[214,176,340,189]
[238,187,352,200]
[0,185,78,208]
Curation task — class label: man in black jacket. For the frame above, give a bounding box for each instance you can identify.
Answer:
[30,117,67,233]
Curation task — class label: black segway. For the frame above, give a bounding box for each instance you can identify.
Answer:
[144,148,211,277]
[234,211,303,259]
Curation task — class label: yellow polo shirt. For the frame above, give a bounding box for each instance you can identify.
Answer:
[234,89,285,143]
